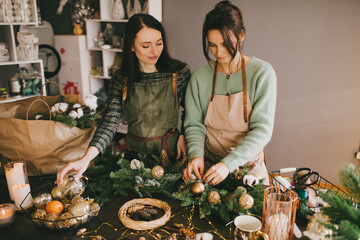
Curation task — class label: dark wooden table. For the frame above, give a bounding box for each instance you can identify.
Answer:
[0,175,309,240]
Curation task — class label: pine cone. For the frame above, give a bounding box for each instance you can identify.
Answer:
[160,149,169,168]
[127,204,145,214]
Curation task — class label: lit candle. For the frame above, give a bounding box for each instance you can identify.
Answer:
[267,214,289,240]
[5,162,27,201]
[12,184,33,209]
[0,204,16,227]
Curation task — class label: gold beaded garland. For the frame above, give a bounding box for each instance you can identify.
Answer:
[207,191,220,204]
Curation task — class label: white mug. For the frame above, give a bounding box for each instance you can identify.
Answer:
[234,215,269,240]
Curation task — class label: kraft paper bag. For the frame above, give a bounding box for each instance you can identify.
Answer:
[0,95,95,176]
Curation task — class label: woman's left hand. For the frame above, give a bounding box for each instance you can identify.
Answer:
[176,134,187,159]
[203,162,230,185]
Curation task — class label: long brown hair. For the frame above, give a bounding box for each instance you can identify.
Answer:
[202,1,246,62]
[121,14,186,85]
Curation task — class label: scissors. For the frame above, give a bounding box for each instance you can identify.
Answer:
[292,167,320,188]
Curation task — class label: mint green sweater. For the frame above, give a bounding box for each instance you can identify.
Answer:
[184,57,277,172]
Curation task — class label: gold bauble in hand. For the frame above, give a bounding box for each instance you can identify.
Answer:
[51,186,64,200]
[190,181,205,195]
[151,165,165,180]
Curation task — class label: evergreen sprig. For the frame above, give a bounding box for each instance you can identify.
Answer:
[85,150,182,202]
[319,163,360,240]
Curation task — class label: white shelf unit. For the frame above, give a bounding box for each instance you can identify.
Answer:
[0,0,45,102]
[85,0,162,94]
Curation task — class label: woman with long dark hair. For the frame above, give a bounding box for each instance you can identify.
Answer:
[183,1,277,185]
[57,14,190,184]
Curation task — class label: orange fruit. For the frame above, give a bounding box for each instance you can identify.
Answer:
[45,200,64,215]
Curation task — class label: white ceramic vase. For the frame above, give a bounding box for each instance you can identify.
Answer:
[112,0,125,20]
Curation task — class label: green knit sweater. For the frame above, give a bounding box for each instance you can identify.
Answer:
[184,57,277,172]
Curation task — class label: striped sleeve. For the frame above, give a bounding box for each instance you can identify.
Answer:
[89,71,123,153]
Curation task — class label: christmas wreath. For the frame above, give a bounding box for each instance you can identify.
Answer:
[85,150,183,203]
[172,172,265,222]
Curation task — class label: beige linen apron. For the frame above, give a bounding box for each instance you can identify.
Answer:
[204,57,269,184]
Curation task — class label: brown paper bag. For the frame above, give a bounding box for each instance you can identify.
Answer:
[0,95,95,176]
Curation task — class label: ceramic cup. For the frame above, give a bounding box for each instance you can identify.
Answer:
[234,215,269,240]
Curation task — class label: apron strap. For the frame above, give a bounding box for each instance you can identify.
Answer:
[172,73,178,97]
[127,128,178,156]
[210,57,248,122]
[241,56,248,123]
[211,61,218,101]
[122,77,128,101]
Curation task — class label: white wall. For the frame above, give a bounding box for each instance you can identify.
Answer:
[163,0,360,184]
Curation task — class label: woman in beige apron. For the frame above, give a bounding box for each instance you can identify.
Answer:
[57,14,190,185]
[183,1,276,186]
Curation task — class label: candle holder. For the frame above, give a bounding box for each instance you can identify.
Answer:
[262,186,298,240]
[0,203,16,228]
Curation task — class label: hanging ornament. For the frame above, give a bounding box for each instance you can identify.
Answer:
[190,182,205,195]
[151,165,165,180]
[160,149,169,168]
[207,191,220,205]
[239,194,254,210]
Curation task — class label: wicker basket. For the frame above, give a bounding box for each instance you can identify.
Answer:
[118,198,171,230]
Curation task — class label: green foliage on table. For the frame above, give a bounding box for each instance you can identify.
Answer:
[319,163,360,240]
[85,149,183,202]
[173,174,265,222]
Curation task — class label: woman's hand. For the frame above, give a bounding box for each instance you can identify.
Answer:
[176,134,187,159]
[56,146,99,186]
[183,156,204,181]
[203,162,230,185]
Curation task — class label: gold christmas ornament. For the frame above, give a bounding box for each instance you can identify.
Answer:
[90,202,101,217]
[31,209,47,225]
[190,182,205,195]
[69,201,90,217]
[51,186,65,200]
[151,165,165,180]
[44,213,58,229]
[236,186,247,195]
[239,194,254,210]
[207,191,220,204]
[33,193,52,209]
[56,212,78,229]
[71,195,85,205]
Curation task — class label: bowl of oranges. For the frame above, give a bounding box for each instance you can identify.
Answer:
[23,176,101,230]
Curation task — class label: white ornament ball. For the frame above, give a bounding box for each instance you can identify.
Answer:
[14,15,22,22]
